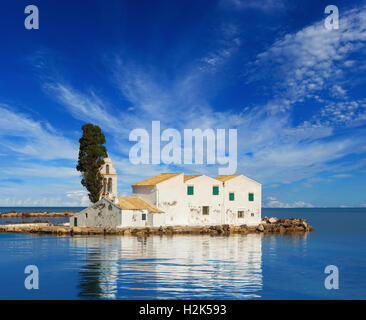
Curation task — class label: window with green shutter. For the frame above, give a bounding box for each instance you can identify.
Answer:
[249,193,254,201]
[187,186,194,195]
[229,192,235,201]
[213,186,219,195]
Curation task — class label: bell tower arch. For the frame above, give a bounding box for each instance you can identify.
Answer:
[100,157,118,201]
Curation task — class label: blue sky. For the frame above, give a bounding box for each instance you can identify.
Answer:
[0,0,366,207]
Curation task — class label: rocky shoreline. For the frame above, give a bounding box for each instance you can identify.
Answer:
[0,211,76,218]
[0,217,313,236]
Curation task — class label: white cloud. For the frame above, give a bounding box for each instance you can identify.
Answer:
[66,190,90,207]
[251,5,366,106]
[33,4,366,200]
[1,164,78,178]
[264,196,314,208]
[44,83,126,135]
[0,104,77,160]
[331,173,353,178]
[221,0,285,12]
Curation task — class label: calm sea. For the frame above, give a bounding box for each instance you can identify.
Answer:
[0,207,365,300]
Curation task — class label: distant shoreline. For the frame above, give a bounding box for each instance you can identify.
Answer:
[0,211,76,218]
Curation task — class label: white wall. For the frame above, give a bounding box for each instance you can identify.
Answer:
[70,199,166,229]
[185,175,224,226]
[120,209,149,228]
[151,212,166,227]
[120,210,166,228]
[222,176,261,226]
[132,186,157,206]
[133,174,261,227]
[151,174,187,226]
[70,198,121,228]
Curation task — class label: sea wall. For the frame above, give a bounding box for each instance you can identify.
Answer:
[0,217,314,236]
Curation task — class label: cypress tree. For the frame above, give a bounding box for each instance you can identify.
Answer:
[76,123,108,203]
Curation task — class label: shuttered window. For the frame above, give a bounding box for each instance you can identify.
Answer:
[187,186,194,195]
[213,186,219,195]
[202,206,209,215]
[249,193,254,201]
[229,192,235,201]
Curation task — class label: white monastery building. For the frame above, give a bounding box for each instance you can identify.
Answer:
[71,158,261,228]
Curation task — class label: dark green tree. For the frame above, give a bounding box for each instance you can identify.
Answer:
[76,123,108,203]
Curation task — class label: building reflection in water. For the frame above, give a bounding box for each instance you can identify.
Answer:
[70,234,264,299]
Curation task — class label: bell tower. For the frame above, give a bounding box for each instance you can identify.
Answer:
[100,157,118,201]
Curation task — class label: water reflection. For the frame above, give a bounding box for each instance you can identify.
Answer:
[70,234,264,299]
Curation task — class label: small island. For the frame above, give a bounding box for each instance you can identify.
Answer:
[0,125,314,237]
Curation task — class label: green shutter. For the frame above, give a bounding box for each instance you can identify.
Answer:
[229,193,235,201]
[249,193,254,201]
[213,186,219,195]
[187,186,194,195]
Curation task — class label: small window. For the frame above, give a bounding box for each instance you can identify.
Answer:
[74,217,77,227]
[202,206,209,215]
[249,193,254,201]
[85,213,88,219]
[229,192,235,201]
[251,213,254,217]
[238,211,244,218]
[142,213,146,221]
[108,178,112,192]
[213,186,219,195]
[187,186,194,195]
[106,164,110,174]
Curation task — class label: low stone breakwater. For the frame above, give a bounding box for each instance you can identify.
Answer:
[0,211,76,218]
[0,217,313,236]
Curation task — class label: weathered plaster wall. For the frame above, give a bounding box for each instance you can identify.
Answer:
[70,198,121,228]
[185,175,224,226]
[121,209,149,227]
[222,176,261,226]
[132,186,157,206]
[154,174,187,226]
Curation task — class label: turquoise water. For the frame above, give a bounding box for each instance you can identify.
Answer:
[0,208,365,299]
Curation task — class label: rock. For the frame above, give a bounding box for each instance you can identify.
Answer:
[135,231,146,236]
[268,217,278,224]
[279,226,286,233]
[0,218,314,236]
[200,226,210,234]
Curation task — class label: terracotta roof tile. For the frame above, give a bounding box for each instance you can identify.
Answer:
[215,175,241,182]
[183,175,202,182]
[117,197,164,213]
[132,173,182,186]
